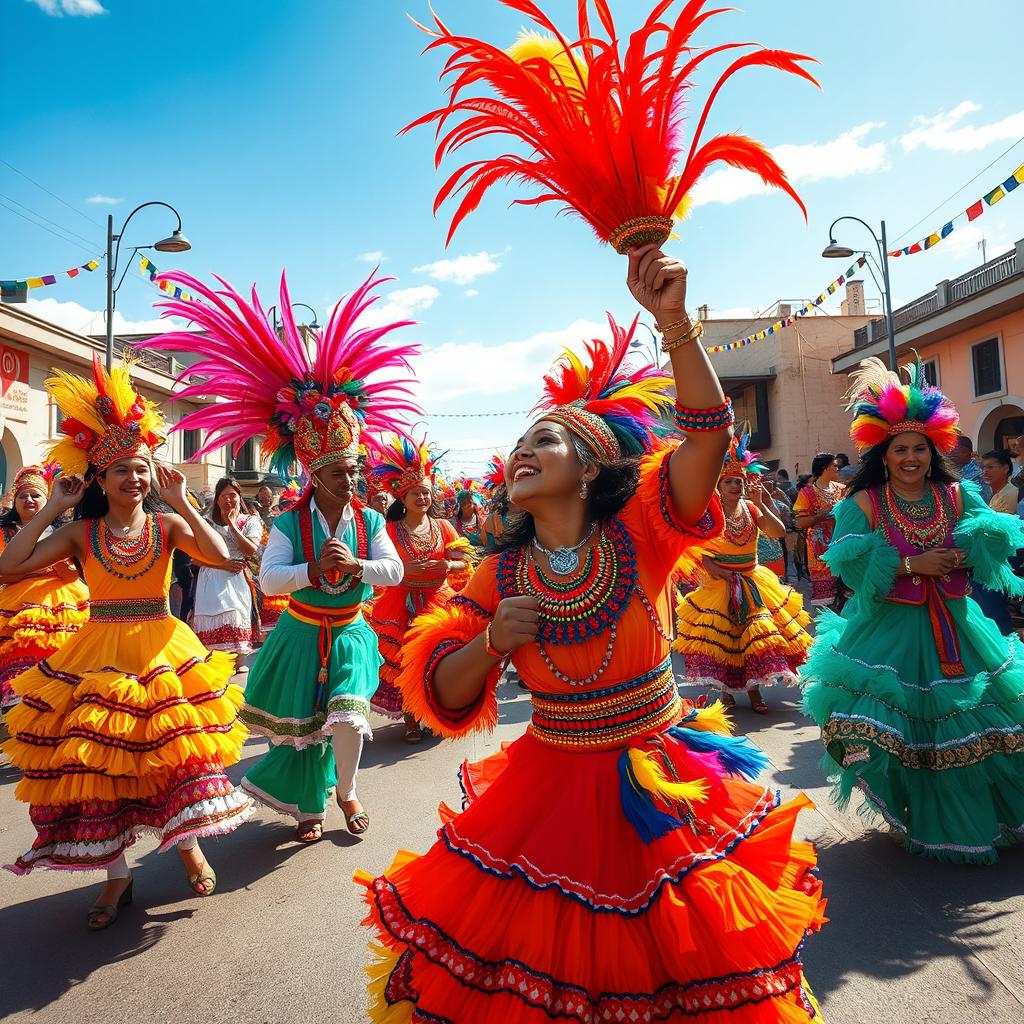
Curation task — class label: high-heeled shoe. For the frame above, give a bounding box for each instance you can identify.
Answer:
[87,875,133,931]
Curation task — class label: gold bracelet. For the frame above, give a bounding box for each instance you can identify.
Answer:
[654,315,692,334]
[484,622,509,660]
[661,319,704,353]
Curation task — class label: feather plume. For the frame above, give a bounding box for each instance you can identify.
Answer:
[721,432,768,476]
[406,0,818,250]
[137,270,421,474]
[367,433,439,497]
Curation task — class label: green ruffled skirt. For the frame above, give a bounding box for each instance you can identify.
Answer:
[802,597,1024,864]
[239,608,381,820]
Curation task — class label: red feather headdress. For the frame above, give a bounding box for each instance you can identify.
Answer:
[367,433,441,498]
[406,0,818,251]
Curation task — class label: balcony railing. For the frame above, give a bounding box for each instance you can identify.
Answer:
[949,249,1017,302]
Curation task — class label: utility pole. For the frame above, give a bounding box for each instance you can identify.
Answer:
[978,236,987,265]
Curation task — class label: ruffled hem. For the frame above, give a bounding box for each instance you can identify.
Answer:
[240,777,329,823]
[240,694,372,749]
[6,760,253,874]
[372,679,406,719]
[955,498,1024,598]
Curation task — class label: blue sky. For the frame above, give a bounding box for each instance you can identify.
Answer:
[4,0,1024,472]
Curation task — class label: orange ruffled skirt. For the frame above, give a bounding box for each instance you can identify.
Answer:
[357,725,827,1023]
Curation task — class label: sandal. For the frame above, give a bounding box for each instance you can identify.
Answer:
[719,692,737,708]
[345,809,370,835]
[87,876,133,931]
[187,863,217,897]
[404,726,423,744]
[295,820,323,844]
[750,700,769,714]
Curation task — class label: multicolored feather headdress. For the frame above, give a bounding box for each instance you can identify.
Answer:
[533,313,673,462]
[406,0,817,252]
[278,478,304,512]
[368,433,440,498]
[720,433,768,478]
[45,355,166,476]
[138,270,421,475]
[847,356,959,455]
[484,453,506,493]
[10,461,59,498]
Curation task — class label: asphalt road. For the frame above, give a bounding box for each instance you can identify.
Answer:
[1,666,1022,1023]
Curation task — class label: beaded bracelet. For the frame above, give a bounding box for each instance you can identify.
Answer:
[654,315,692,334]
[673,397,735,432]
[484,622,510,660]
[661,319,704,353]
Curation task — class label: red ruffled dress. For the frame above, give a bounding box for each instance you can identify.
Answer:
[356,449,827,1023]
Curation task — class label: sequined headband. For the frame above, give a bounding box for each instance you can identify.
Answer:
[540,406,621,463]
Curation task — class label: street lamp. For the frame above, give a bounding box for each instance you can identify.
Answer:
[267,302,320,332]
[629,322,661,366]
[822,215,897,369]
[105,201,191,370]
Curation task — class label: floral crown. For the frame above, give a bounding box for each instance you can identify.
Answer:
[138,269,421,475]
[46,355,166,475]
[534,313,673,462]
[847,356,959,455]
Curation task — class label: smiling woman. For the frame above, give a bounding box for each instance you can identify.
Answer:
[356,247,829,1024]
[802,356,1024,864]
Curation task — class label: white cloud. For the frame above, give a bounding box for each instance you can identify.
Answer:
[691,123,888,207]
[933,223,1014,263]
[27,0,107,15]
[25,296,184,337]
[413,318,610,406]
[901,101,1024,153]
[464,289,479,298]
[357,284,440,329]
[358,251,386,263]
[86,193,122,205]
[414,250,503,287]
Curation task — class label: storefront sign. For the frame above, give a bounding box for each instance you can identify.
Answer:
[0,344,30,422]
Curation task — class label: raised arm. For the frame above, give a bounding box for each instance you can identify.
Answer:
[0,476,86,576]
[626,246,731,525]
[155,465,230,565]
[747,478,786,539]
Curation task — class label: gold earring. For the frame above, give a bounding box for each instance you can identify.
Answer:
[579,480,588,499]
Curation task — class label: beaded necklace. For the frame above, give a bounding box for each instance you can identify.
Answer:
[723,499,755,545]
[881,483,949,549]
[396,517,440,560]
[89,514,162,580]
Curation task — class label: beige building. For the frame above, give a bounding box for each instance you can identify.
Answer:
[0,304,228,495]
[696,283,876,476]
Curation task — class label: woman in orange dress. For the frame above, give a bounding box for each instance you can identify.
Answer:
[355,249,826,1023]
[675,436,811,713]
[0,465,89,711]
[1,358,251,929]
[366,436,470,741]
[793,455,843,607]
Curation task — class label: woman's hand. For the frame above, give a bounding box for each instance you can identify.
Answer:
[47,474,86,514]
[746,476,766,508]
[626,245,688,322]
[155,464,188,512]
[223,558,246,574]
[702,555,734,582]
[488,596,539,654]
[910,548,966,577]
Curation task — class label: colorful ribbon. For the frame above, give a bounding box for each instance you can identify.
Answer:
[889,160,1024,258]
[1,258,102,292]
[704,256,867,354]
[139,255,198,302]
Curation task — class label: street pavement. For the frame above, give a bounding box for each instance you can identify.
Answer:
[1,666,1022,1023]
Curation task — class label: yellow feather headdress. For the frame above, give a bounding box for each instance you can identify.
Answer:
[45,354,166,476]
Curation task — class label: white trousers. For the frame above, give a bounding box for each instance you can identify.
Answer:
[331,722,363,804]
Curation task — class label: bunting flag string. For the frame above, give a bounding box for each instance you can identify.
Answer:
[889,161,1024,257]
[704,256,867,354]
[139,255,199,302]
[1,257,102,292]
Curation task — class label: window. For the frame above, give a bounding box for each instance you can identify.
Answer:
[921,357,940,387]
[182,428,201,461]
[235,438,255,473]
[971,337,1003,399]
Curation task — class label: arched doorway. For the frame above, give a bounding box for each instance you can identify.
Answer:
[977,403,1024,454]
[0,426,22,494]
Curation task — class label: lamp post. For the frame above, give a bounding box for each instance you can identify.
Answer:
[267,303,320,333]
[105,201,190,371]
[629,322,661,366]
[822,216,897,369]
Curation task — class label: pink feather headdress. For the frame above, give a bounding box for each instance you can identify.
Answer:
[138,270,421,474]
[847,356,959,455]
[533,313,673,461]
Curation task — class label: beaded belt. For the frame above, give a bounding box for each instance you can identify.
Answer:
[89,597,170,622]
[529,660,681,750]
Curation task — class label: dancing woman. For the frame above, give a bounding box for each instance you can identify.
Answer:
[793,454,843,607]
[366,436,469,740]
[675,436,811,712]
[356,249,826,1022]
[802,357,1024,863]
[1,357,251,927]
[191,476,263,657]
[0,465,89,711]
[451,479,485,547]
